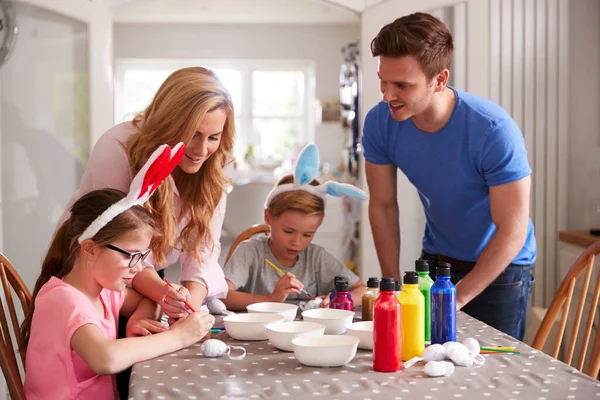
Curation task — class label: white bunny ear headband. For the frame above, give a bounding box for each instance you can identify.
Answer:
[78,143,186,243]
[264,143,368,208]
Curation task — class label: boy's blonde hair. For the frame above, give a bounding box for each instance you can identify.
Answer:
[267,174,325,218]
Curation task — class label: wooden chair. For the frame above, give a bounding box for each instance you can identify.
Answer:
[532,241,600,378]
[0,252,32,400]
[225,224,271,264]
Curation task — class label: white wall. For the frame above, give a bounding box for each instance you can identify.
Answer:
[567,0,600,230]
[113,22,360,166]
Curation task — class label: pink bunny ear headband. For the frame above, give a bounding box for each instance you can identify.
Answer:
[264,143,367,208]
[78,143,186,243]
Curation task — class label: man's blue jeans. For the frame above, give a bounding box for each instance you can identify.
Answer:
[426,256,534,341]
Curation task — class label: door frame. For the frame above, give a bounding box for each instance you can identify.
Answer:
[0,0,113,250]
[0,2,112,397]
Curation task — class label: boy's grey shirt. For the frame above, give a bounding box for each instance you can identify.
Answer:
[223,236,360,300]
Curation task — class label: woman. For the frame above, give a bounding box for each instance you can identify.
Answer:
[60,66,234,316]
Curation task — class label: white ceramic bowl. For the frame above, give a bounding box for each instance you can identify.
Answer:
[265,321,326,352]
[292,335,359,367]
[301,308,355,334]
[223,313,285,341]
[345,321,374,350]
[247,302,299,322]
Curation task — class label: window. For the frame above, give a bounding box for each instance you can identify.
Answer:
[115,59,314,163]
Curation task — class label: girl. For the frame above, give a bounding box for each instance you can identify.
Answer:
[222,143,368,310]
[21,189,215,399]
[60,66,235,316]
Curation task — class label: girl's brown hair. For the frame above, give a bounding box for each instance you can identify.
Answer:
[370,12,454,80]
[267,174,325,218]
[126,66,235,267]
[20,189,157,352]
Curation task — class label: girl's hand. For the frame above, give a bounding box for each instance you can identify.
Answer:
[318,294,330,308]
[160,282,191,319]
[270,272,303,302]
[126,318,168,337]
[170,309,215,347]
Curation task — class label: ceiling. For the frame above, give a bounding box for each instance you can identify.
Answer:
[108,0,388,24]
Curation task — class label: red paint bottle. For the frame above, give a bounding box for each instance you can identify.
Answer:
[373,277,402,372]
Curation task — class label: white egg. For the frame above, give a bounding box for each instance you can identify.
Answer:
[201,339,228,358]
[446,343,473,367]
[424,360,455,377]
[462,337,480,358]
[422,344,446,362]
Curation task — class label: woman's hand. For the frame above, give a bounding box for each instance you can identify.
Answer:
[159,282,192,319]
[125,318,168,337]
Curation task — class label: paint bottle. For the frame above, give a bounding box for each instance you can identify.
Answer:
[397,271,425,360]
[416,259,434,342]
[329,276,349,302]
[330,279,353,311]
[430,262,457,344]
[361,277,380,321]
[373,277,402,372]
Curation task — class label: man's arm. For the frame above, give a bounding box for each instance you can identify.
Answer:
[365,160,401,281]
[455,176,531,309]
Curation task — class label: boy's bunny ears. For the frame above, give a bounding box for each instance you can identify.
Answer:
[264,143,367,208]
[78,143,186,243]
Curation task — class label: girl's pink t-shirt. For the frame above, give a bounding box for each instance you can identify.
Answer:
[24,277,125,400]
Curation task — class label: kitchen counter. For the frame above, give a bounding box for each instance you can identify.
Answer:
[558,230,600,248]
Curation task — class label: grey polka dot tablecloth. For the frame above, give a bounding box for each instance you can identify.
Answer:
[128,311,600,399]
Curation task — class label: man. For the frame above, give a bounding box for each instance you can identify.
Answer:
[362,12,536,340]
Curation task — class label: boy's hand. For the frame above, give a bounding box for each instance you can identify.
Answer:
[317,294,331,308]
[126,318,168,337]
[270,272,303,302]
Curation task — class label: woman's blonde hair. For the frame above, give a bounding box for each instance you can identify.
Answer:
[267,174,325,218]
[126,67,235,267]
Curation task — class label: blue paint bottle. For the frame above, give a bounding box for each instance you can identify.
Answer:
[430,262,456,344]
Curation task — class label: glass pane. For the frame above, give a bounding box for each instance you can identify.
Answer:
[212,69,242,116]
[117,67,242,123]
[0,4,88,290]
[118,69,172,122]
[253,71,304,117]
[253,118,302,160]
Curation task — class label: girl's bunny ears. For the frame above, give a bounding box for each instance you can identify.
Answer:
[264,143,367,208]
[78,143,186,243]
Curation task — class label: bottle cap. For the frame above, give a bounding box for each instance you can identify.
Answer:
[415,259,429,272]
[404,271,418,284]
[367,277,380,288]
[335,280,349,292]
[436,262,451,277]
[395,280,401,291]
[379,277,396,291]
[334,276,348,283]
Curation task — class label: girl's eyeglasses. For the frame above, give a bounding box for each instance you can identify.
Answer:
[105,244,151,268]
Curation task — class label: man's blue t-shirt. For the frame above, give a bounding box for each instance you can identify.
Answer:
[362,87,536,265]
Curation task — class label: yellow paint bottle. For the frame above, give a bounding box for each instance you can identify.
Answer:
[397,271,425,361]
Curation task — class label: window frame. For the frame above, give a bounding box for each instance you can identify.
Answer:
[114,58,315,161]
